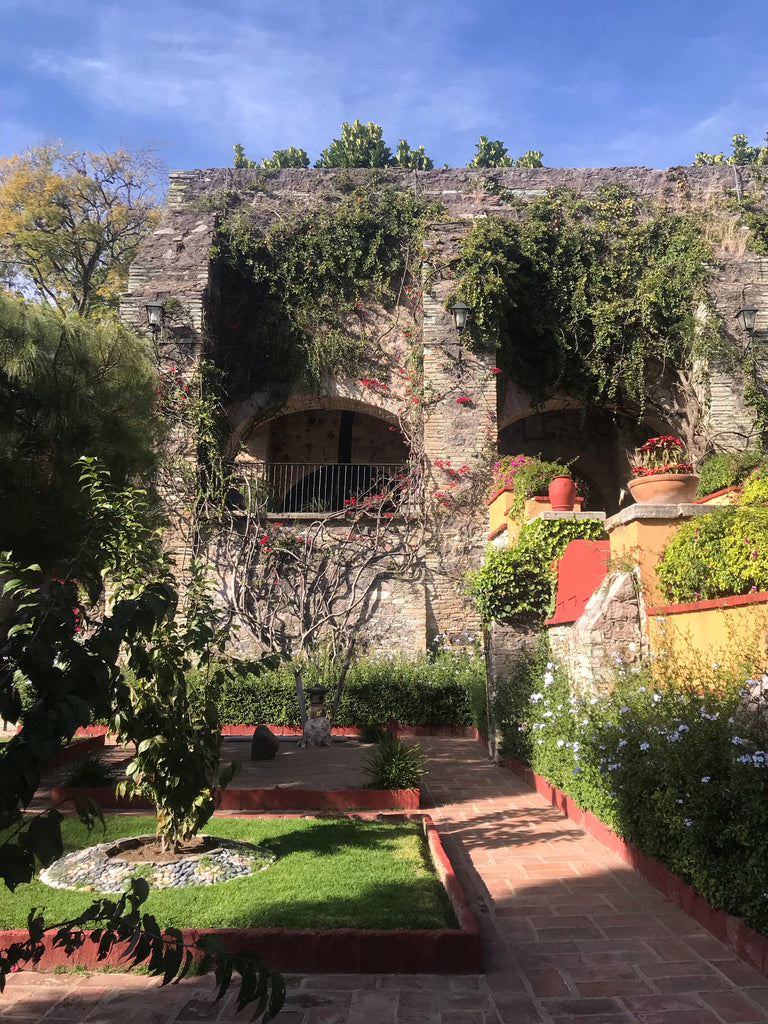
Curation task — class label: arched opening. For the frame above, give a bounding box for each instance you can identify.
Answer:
[497,408,627,515]
[235,406,409,513]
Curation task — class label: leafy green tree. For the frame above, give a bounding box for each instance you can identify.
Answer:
[468,138,544,169]
[234,143,310,169]
[0,143,161,319]
[468,136,514,167]
[515,150,544,168]
[315,120,394,168]
[694,130,768,165]
[0,291,163,572]
[0,465,284,1016]
[394,140,434,170]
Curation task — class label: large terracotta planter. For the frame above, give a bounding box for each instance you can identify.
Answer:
[627,473,699,504]
[548,475,578,511]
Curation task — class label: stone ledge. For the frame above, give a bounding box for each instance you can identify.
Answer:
[537,510,607,522]
[605,503,713,530]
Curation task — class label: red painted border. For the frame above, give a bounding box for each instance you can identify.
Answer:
[504,757,768,975]
[220,724,480,738]
[648,589,768,616]
[693,485,742,503]
[0,814,480,974]
[51,785,420,812]
[42,734,105,772]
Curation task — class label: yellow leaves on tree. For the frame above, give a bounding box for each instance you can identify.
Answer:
[0,143,161,319]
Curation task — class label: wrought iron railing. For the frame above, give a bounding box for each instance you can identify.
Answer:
[229,462,413,515]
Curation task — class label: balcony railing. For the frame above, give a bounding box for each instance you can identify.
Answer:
[230,462,414,515]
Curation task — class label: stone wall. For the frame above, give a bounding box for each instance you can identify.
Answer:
[122,163,768,656]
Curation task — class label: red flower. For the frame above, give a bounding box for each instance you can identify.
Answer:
[489,367,501,374]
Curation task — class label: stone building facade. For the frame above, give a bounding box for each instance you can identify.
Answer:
[122,164,767,656]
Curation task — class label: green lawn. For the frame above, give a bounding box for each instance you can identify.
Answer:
[0,816,457,930]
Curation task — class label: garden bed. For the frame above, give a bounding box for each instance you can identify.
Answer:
[0,813,479,973]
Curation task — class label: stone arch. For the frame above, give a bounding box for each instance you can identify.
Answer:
[227,382,409,515]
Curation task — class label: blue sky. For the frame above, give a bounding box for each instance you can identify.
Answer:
[2,0,768,176]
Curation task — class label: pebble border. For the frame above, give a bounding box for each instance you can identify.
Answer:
[40,834,275,892]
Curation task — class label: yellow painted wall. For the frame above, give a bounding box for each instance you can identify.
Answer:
[647,600,768,674]
[608,519,682,604]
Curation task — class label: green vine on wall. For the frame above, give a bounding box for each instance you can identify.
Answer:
[207,182,444,399]
[467,517,608,624]
[455,183,724,414]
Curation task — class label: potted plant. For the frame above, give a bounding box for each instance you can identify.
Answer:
[489,455,578,523]
[627,435,699,504]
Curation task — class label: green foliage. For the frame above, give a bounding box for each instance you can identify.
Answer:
[456,183,720,412]
[0,816,455,932]
[212,181,442,392]
[501,647,768,934]
[314,120,433,169]
[694,130,768,165]
[657,470,768,602]
[61,752,117,788]
[362,736,427,789]
[696,448,763,497]
[468,137,544,168]
[113,561,239,851]
[496,455,575,522]
[0,466,282,1012]
[0,292,163,571]
[0,143,161,319]
[468,517,607,624]
[214,650,484,728]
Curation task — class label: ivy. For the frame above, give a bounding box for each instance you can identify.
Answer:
[455,183,723,413]
[468,517,607,624]
[208,182,443,396]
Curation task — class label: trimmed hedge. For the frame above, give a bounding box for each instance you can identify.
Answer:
[215,651,485,728]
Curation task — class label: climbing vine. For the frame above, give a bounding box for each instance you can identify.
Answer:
[207,181,443,398]
[455,183,725,415]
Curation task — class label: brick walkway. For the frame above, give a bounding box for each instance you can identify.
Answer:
[3,736,768,1022]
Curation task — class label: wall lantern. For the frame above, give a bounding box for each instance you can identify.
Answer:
[735,304,759,339]
[145,301,165,334]
[450,301,469,335]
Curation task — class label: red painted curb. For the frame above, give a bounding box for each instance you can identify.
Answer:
[220,724,479,738]
[0,814,480,974]
[51,785,419,812]
[504,757,768,975]
[42,734,105,772]
[647,589,768,616]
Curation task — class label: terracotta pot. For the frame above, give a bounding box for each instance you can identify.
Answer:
[627,473,699,504]
[548,475,578,511]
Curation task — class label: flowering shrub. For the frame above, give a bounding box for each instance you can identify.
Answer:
[629,435,694,477]
[656,470,768,601]
[496,641,768,934]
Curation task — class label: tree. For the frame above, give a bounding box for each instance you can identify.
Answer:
[315,120,434,169]
[0,464,284,1017]
[0,290,163,572]
[394,140,434,171]
[468,136,513,167]
[234,143,310,169]
[0,143,161,319]
[694,130,768,165]
[468,137,544,168]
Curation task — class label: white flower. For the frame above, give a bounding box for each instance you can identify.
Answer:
[701,776,710,783]
[640,742,650,751]
[557,739,565,748]
[530,692,543,703]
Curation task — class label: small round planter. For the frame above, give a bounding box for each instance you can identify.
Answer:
[627,472,699,504]
[548,475,578,511]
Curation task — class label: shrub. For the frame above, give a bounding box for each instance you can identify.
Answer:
[362,736,427,789]
[491,455,575,522]
[657,470,768,601]
[61,752,117,788]
[215,651,486,730]
[696,449,764,497]
[468,517,607,624]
